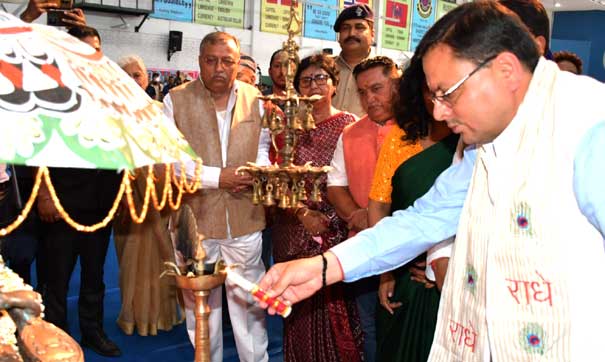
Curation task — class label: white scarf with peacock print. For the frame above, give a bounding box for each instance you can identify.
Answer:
[428,58,605,361]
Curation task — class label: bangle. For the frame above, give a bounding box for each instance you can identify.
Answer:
[321,253,327,288]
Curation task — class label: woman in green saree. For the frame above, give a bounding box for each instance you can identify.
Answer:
[372,52,460,362]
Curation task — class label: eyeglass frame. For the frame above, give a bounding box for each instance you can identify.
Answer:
[201,56,238,68]
[298,73,331,88]
[430,54,497,106]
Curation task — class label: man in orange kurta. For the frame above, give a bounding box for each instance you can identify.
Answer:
[326,56,400,362]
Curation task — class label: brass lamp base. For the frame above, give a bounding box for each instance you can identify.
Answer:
[168,266,226,362]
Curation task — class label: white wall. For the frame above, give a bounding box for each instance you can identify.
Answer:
[1,0,411,75]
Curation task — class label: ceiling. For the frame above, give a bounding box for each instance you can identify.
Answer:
[0,0,602,11]
[542,0,605,11]
[1,0,603,13]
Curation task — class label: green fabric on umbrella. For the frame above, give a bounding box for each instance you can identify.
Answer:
[0,12,198,170]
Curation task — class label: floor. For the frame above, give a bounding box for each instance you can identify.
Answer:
[45,236,284,362]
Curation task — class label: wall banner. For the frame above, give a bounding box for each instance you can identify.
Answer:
[194,0,245,28]
[304,0,338,41]
[340,0,372,8]
[381,0,411,51]
[436,0,456,20]
[151,0,193,22]
[409,0,435,51]
[261,0,303,35]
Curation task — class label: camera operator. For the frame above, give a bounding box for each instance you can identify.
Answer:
[20,0,87,27]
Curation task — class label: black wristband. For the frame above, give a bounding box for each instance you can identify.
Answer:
[321,253,327,288]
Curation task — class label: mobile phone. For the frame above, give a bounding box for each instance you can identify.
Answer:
[46,0,74,27]
[47,9,69,26]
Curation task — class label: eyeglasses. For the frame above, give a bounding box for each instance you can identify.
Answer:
[431,55,497,106]
[299,74,330,88]
[202,56,237,68]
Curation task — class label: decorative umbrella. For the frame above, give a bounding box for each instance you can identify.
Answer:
[0,12,202,236]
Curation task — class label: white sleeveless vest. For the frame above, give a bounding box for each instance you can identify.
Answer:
[429,58,605,361]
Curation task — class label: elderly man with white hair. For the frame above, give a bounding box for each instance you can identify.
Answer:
[113,55,182,337]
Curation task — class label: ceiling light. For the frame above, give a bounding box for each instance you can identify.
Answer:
[554,2,561,7]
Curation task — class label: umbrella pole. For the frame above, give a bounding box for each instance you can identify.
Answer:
[9,165,22,210]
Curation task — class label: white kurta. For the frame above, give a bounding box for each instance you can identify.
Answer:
[164,81,270,362]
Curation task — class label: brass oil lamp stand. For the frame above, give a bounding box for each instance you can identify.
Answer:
[163,205,226,362]
[237,0,331,209]
[163,205,291,362]
[171,265,226,362]
[163,258,226,362]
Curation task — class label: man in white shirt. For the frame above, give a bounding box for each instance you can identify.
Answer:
[163,32,269,362]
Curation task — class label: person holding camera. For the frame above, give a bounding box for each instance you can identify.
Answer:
[20,0,87,27]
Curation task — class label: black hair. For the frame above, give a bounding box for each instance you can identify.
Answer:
[67,26,101,43]
[269,49,300,68]
[498,0,550,52]
[352,55,398,79]
[394,1,543,142]
[420,1,541,72]
[394,57,433,142]
[553,50,583,74]
[293,53,339,93]
[269,49,283,66]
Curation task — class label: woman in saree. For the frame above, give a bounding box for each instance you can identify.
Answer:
[113,55,181,336]
[371,53,459,362]
[272,53,363,362]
